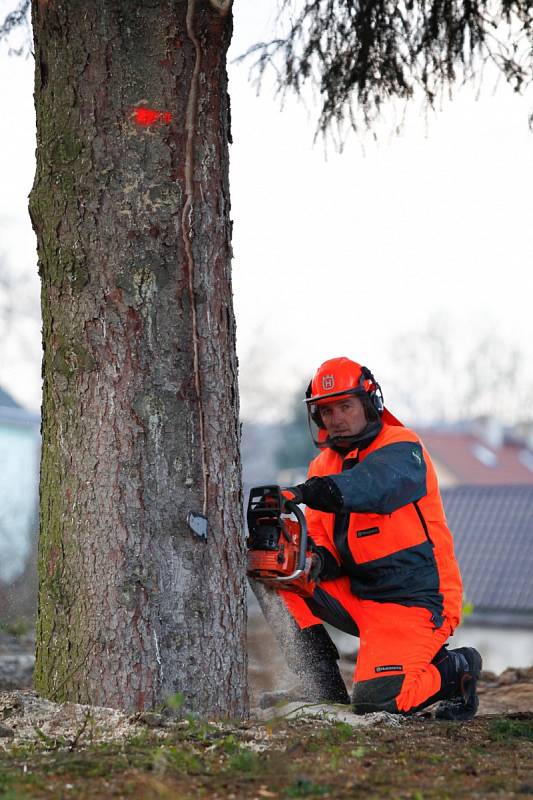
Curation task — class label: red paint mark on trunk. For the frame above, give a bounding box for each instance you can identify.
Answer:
[133,107,173,126]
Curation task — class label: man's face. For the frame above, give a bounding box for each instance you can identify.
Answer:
[318,395,367,440]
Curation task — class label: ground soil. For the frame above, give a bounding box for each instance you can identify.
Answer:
[0,690,532,799]
[0,621,532,798]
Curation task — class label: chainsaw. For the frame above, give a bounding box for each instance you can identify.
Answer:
[246,485,316,598]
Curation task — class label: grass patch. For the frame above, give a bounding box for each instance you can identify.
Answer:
[0,766,45,797]
[307,720,356,752]
[151,745,203,776]
[489,718,533,742]
[226,748,261,774]
[284,778,331,797]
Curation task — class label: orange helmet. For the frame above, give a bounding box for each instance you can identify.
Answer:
[306,357,383,409]
[304,357,400,450]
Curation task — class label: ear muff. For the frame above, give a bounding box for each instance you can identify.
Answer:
[360,366,384,414]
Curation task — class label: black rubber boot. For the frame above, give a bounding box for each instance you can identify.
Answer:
[284,623,350,704]
[434,647,482,721]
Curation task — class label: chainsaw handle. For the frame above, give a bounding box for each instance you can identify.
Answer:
[275,500,308,583]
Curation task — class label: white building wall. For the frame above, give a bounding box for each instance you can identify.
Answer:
[0,423,39,582]
[451,624,533,674]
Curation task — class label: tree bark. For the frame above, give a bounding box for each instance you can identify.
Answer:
[29,0,247,717]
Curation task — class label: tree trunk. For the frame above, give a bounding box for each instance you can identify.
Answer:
[29,0,247,717]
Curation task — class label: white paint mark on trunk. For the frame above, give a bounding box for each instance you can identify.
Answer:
[153,629,163,684]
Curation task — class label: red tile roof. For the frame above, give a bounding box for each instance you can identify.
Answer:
[419,430,533,485]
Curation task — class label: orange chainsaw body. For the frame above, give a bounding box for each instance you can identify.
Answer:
[246,486,316,598]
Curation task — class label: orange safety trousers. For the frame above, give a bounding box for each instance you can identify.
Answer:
[280,576,452,713]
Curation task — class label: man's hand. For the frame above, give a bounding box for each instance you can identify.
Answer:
[309,550,325,582]
[308,545,342,583]
[282,477,343,513]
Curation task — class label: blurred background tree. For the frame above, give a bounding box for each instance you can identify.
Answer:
[275,390,316,472]
[386,315,533,424]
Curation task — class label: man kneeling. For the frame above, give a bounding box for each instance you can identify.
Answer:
[277,357,481,721]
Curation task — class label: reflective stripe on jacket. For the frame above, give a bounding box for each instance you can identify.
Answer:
[306,422,463,630]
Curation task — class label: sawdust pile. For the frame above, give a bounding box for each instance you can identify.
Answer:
[0,689,407,758]
[0,690,152,748]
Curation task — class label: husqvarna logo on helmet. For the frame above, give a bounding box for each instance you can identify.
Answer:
[322,375,334,390]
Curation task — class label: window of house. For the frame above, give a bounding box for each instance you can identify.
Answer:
[518,449,533,473]
[471,443,498,468]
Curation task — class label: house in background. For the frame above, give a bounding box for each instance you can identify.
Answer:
[418,418,533,670]
[441,484,533,673]
[419,417,533,488]
[0,387,40,587]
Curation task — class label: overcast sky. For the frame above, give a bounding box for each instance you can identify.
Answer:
[0,0,532,421]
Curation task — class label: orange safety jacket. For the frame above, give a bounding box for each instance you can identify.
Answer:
[306,420,463,630]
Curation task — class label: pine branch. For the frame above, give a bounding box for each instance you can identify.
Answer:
[242,0,533,136]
